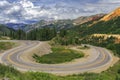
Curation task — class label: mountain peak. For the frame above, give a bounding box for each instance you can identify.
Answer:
[101,7,120,21]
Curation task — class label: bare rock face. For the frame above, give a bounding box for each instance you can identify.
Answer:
[101,7,120,21]
[73,14,105,25]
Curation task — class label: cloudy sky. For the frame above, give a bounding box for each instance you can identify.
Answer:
[0,0,120,23]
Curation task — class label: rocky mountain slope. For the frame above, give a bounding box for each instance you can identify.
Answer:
[73,14,105,25]
[101,7,120,21]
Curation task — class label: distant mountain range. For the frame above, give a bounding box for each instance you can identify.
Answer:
[24,19,73,32]
[3,13,105,31]
[1,7,120,33]
[5,23,27,30]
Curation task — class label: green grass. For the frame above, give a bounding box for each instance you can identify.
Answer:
[0,42,15,51]
[33,46,84,64]
[0,36,11,40]
[0,61,120,80]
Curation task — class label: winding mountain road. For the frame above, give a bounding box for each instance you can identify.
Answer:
[0,40,116,75]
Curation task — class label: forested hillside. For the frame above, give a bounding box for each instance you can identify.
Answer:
[72,16,120,37]
[85,16,120,34]
[0,24,14,37]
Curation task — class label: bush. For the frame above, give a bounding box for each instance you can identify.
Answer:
[0,42,15,51]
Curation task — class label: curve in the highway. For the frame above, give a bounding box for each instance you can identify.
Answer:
[0,40,113,75]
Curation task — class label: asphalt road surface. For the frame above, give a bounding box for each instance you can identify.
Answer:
[0,40,113,75]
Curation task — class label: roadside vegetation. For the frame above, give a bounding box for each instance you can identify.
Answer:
[80,36,120,56]
[0,42,15,51]
[0,36,11,40]
[0,60,120,80]
[33,46,84,64]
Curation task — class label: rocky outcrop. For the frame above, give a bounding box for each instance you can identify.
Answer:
[101,7,120,21]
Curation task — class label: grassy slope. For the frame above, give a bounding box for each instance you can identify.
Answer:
[0,61,120,80]
[0,42,16,51]
[0,25,11,35]
[33,46,84,64]
[0,25,10,32]
[84,16,120,34]
[0,24,15,39]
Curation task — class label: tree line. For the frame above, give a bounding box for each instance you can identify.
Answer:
[2,27,57,41]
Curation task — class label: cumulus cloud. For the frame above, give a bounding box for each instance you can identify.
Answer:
[85,2,120,13]
[0,0,120,23]
[0,0,10,7]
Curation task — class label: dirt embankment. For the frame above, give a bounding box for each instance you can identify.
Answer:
[20,42,51,63]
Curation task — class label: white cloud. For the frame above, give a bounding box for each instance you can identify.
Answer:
[79,0,120,16]
[0,0,120,24]
[5,5,21,14]
[0,0,10,7]
[8,19,18,23]
[19,0,34,8]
